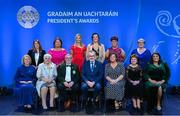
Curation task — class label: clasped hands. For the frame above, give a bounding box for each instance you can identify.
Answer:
[20,81,32,84]
[64,81,74,88]
[43,77,54,84]
[86,81,95,88]
[130,80,140,86]
[150,79,165,85]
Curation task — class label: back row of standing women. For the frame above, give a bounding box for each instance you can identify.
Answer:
[28,33,126,71]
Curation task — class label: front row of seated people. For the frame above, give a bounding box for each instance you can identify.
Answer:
[14,50,170,114]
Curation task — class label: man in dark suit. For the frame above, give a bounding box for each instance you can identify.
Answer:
[56,54,80,112]
[81,50,103,103]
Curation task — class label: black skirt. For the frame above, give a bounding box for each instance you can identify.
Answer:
[125,81,143,99]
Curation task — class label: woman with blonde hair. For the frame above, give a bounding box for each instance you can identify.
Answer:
[14,55,36,112]
[70,33,86,72]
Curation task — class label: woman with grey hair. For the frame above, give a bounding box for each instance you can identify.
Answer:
[131,38,151,70]
[36,54,57,110]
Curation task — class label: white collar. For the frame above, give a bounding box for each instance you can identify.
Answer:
[137,48,146,54]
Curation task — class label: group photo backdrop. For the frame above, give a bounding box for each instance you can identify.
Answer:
[0,0,180,86]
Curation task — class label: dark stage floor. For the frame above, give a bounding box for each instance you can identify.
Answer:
[0,94,180,115]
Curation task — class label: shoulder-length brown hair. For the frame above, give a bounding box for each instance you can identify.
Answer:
[32,40,43,52]
[91,33,101,46]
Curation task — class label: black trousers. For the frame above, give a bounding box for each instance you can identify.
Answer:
[57,83,79,101]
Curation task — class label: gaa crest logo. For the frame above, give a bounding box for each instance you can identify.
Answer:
[17,6,39,29]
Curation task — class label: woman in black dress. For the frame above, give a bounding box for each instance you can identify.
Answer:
[126,54,143,111]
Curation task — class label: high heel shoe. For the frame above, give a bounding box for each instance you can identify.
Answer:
[42,106,48,112]
[157,106,162,111]
[115,100,120,110]
[24,107,28,113]
[49,106,55,111]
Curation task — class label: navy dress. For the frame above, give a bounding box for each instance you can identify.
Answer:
[14,65,36,106]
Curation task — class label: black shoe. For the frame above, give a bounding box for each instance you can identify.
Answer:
[57,107,65,112]
[147,110,153,115]
[137,108,141,112]
[57,99,65,112]
[81,100,86,110]
[49,107,55,111]
[57,102,65,112]
[24,107,28,113]
[155,108,162,115]
[42,107,48,112]
[28,107,32,112]
[136,108,144,115]
[132,107,137,112]
[70,103,78,112]
[137,108,144,115]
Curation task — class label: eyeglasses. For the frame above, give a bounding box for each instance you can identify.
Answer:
[44,58,50,59]
[66,57,72,59]
[89,55,95,57]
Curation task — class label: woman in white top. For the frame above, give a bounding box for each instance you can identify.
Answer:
[86,33,105,63]
[27,40,46,69]
[36,54,57,110]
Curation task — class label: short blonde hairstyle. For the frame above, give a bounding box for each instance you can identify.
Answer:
[22,54,32,65]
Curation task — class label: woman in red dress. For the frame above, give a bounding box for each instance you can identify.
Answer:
[70,34,86,73]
